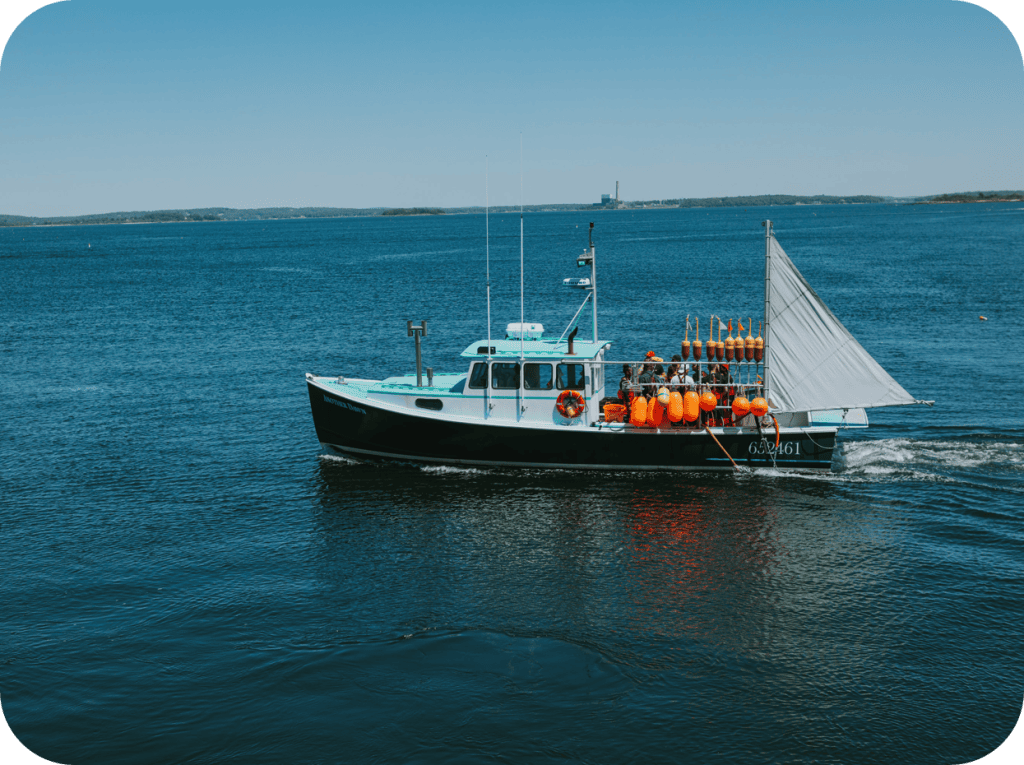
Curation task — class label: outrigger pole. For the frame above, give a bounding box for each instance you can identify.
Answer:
[763,219,772,408]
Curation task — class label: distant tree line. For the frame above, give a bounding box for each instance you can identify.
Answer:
[918,191,1024,204]
[0,206,381,227]
[382,208,445,216]
[644,194,886,208]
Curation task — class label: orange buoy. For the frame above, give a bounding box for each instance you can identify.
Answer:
[750,397,768,417]
[630,396,648,426]
[724,319,735,361]
[699,390,718,412]
[754,320,764,363]
[708,316,715,362]
[681,314,691,360]
[693,317,702,360]
[715,318,725,361]
[647,397,665,427]
[656,386,670,406]
[731,396,750,419]
[667,391,684,422]
[744,317,755,361]
[682,391,700,422]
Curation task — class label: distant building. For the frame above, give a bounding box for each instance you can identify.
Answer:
[601,194,611,205]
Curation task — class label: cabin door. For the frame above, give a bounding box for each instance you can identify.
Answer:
[488,361,521,421]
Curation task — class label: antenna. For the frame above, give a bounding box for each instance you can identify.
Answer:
[589,222,597,343]
[519,133,524,360]
[486,156,491,356]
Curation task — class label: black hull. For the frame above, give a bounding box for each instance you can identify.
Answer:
[308,382,836,471]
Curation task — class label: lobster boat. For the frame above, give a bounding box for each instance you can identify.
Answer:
[305,221,931,471]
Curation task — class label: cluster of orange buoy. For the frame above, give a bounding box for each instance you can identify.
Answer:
[619,386,769,429]
[602,313,771,428]
[681,316,764,363]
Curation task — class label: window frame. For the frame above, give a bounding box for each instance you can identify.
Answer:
[523,362,554,391]
[491,362,521,390]
[468,362,488,389]
[556,363,586,391]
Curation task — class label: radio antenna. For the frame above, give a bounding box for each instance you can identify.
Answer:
[486,156,491,356]
[519,133,524,360]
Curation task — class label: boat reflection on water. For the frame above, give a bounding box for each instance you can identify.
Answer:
[620,484,787,648]
[308,457,870,656]
[309,458,914,754]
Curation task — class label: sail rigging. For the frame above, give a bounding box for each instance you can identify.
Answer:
[765,234,921,413]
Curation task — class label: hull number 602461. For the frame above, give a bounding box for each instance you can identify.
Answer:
[748,440,800,456]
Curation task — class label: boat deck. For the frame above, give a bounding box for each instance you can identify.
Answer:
[317,373,466,398]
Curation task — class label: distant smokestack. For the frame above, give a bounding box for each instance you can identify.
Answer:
[615,181,619,202]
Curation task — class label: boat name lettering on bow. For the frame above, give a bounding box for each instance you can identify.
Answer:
[324,395,366,415]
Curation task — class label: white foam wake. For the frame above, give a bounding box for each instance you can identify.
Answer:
[839,438,1022,477]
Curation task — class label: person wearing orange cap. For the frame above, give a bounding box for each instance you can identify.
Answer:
[713,363,732,387]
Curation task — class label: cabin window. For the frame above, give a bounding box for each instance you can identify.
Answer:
[556,363,586,391]
[491,362,521,389]
[415,398,443,411]
[469,362,488,389]
[524,363,553,390]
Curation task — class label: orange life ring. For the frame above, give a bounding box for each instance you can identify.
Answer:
[556,390,586,418]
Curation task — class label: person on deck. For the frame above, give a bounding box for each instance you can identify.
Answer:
[653,365,667,388]
[716,363,734,424]
[713,363,732,388]
[689,364,704,387]
[618,365,633,406]
[666,355,682,391]
[666,363,680,391]
[636,362,654,398]
[707,364,720,389]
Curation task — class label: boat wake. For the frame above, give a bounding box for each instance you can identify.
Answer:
[842,437,1022,471]
[317,453,487,475]
[418,465,488,476]
[318,453,363,465]
[828,437,1024,486]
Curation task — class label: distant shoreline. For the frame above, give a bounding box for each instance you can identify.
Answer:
[912,195,1023,205]
[3,191,1021,228]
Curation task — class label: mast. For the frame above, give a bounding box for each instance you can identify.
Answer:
[589,222,598,343]
[486,156,491,356]
[763,219,772,406]
[519,134,524,360]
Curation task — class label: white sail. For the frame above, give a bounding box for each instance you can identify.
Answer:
[765,235,919,413]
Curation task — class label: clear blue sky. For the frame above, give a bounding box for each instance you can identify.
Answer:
[0,0,1021,216]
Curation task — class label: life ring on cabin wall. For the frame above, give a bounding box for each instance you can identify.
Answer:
[556,390,586,418]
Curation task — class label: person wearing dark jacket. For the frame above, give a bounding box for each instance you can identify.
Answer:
[636,364,654,396]
[618,365,633,405]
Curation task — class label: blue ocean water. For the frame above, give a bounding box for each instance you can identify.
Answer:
[1,203,1022,764]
